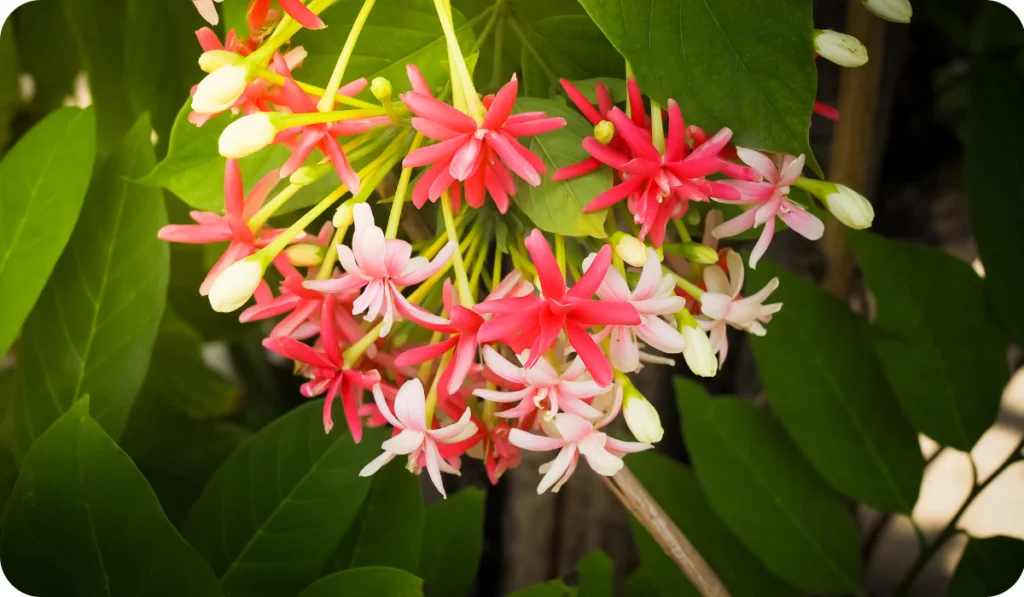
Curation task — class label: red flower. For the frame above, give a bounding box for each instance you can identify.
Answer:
[248,0,325,31]
[475,230,641,388]
[401,74,565,213]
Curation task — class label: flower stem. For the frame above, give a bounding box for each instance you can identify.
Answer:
[341,321,387,364]
[248,184,303,231]
[672,217,693,243]
[432,0,485,120]
[254,69,379,110]
[316,224,349,279]
[554,234,567,278]
[385,133,425,239]
[423,349,454,423]
[406,227,480,306]
[441,191,475,306]
[673,272,705,300]
[248,0,339,65]
[281,109,387,128]
[317,0,377,112]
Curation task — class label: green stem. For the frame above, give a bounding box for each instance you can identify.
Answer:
[248,184,302,231]
[316,224,348,279]
[650,100,665,153]
[423,349,453,423]
[432,0,485,119]
[317,0,378,112]
[248,0,339,64]
[555,234,567,278]
[254,69,378,110]
[673,272,705,300]
[342,321,387,364]
[441,191,474,306]
[385,133,424,239]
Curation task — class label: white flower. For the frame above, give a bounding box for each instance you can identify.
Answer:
[861,0,912,23]
[219,113,277,159]
[622,392,664,444]
[815,30,869,67]
[192,65,248,114]
[208,258,264,313]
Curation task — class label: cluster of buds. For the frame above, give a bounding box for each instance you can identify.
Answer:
[175,0,876,496]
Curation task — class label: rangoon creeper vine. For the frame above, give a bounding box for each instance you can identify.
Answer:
[174,0,877,497]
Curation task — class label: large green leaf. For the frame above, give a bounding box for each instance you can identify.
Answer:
[0,107,95,357]
[850,232,1007,451]
[967,5,1024,347]
[11,0,82,114]
[628,447,801,597]
[518,16,622,97]
[182,400,381,597]
[12,114,168,459]
[950,536,1024,597]
[509,580,577,597]
[0,400,221,596]
[576,551,613,597]
[748,261,924,513]
[294,0,477,94]
[326,460,424,573]
[298,567,424,597]
[577,0,820,173]
[418,487,485,597]
[675,379,860,593]
[513,97,609,238]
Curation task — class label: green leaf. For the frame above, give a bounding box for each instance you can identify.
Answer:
[518,16,622,97]
[577,0,821,174]
[418,487,485,597]
[850,231,1007,451]
[512,97,609,238]
[12,0,82,113]
[509,580,577,597]
[675,379,861,593]
[576,551,613,597]
[967,11,1024,347]
[182,400,381,597]
[950,536,1024,597]
[298,567,424,597]
[748,260,924,513]
[628,447,802,597]
[12,114,168,459]
[0,400,221,596]
[326,460,424,573]
[0,107,96,357]
[294,0,477,95]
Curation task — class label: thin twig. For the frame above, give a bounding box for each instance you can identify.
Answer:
[603,466,732,597]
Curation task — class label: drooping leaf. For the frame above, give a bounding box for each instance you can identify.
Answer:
[325,460,424,574]
[182,400,381,597]
[950,536,1024,597]
[967,5,1024,347]
[12,114,168,459]
[298,567,424,597]
[513,97,609,238]
[675,379,861,593]
[628,446,802,597]
[0,400,221,597]
[576,551,613,597]
[417,487,485,597]
[577,0,821,173]
[748,260,924,513]
[850,231,1007,451]
[0,107,95,357]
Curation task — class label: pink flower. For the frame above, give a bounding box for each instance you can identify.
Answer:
[712,150,824,268]
[697,250,783,365]
[587,247,687,373]
[304,204,454,337]
[476,230,641,388]
[158,160,295,295]
[247,0,325,31]
[401,74,565,213]
[580,103,742,246]
[553,78,641,180]
[262,308,381,440]
[394,271,534,396]
[360,379,478,498]
[508,388,650,494]
[473,346,609,420]
[192,0,224,25]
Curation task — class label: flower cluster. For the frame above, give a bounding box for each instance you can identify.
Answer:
[175,0,876,497]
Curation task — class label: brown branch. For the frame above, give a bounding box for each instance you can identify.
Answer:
[603,466,731,597]
[820,0,888,298]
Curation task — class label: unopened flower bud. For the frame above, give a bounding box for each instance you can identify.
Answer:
[209,258,265,313]
[823,184,874,229]
[285,244,325,267]
[610,232,649,267]
[219,113,277,159]
[680,242,719,265]
[290,162,332,186]
[198,50,239,73]
[192,65,249,114]
[681,325,717,377]
[333,201,355,229]
[594,120,615,144]
[618,376,663,443]
[683,209,701,226]
[814,30,868,67]
[861,0,912,23]
[370,77,393,101]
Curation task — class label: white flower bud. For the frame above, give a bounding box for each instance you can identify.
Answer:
[285,244,325,267]
[814,30,869,68]
[679,242,719,265]
[192,65,248,114]
[861,0,912,23]
[333,201,355,229]
[621,384,663,444]
[219,113,277,159]
[370,77,393,101]
[682,326,718,377]
[209,259,264,313]
[824,184,874,229]
[198,50,239,73]
[611,232,649,267]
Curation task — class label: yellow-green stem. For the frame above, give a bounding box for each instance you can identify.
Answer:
[248,184,302,231]
[441,191,474,306]
[673,272,705,300]
[316,224,349,279]
[385,133,425,239]
[248,0,339,64]
[650,101,665,154]
[254,69,378,110]
[554,234,567,278]
[432,0,485,120]
[424,349,454,423]
[317,0,378,112]
[671,217,693,243]
[406,227,480,305]
[490,243,502,292]
[342,321,387,364]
